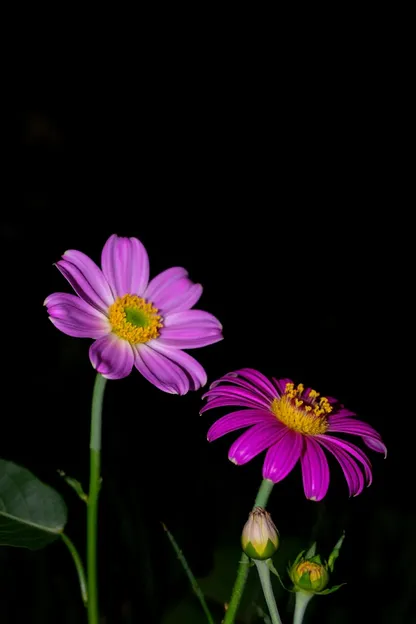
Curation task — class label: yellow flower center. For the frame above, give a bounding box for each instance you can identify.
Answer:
[270,382,331,435]
[108,294,163,344]
[295,561,324,583]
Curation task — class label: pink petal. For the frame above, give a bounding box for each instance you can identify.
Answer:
[228,422,282,465]
[207,409,273,442]
[163,309,222,329]
[134,343,190,395]
[157,326,223,349]
[101,234,149,298]
[146,340,208,391]
[89,334,134,380]
[262,430,303,483]
[144,267,202,313]
[301,438,330,501]
[56,249,114,314]
[46,292,110,338]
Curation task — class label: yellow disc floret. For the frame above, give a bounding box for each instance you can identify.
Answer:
[108,294,163,344]
[271,382,332,435]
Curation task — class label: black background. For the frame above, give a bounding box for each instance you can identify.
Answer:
[0,31,412,624]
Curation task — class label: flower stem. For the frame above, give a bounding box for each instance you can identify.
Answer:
[87,373,107,624]
[293,592,313,624]
[254,479,275,508]
[61,533,88,607]
[223,479,274,624]
[254,560,282,624]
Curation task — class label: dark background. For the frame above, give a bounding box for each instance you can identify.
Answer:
[0,39,412,623]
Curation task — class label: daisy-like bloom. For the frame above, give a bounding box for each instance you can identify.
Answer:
[202,369,387,500]
[45,234,223,392]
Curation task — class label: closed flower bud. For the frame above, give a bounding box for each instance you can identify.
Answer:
[290,559,329,592]
[241,507,279,560]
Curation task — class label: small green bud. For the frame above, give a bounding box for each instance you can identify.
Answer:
[241,507,279,560]
[289,534,346,595]
[290,559,329,592]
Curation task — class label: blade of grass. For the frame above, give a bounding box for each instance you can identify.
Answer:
[162,523,215,624]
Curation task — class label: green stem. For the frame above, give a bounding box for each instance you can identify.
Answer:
[254,560,282,624]
[293,592,313,624]
[223,479,275,624]
[61,533,88,607]
[87,373,107,624]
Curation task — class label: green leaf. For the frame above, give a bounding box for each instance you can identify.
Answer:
[328,532,346,572]
[305,542,317,558]
[267,559,291,592]
[317,583,346,595]
[0,459,67,550]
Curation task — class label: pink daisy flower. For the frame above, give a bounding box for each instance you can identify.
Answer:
[202,368,386,500]
[45,234,223,392]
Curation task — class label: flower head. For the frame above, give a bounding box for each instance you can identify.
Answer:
[202,369,386,500]
[241,507,279,560]
[45,234,223,392]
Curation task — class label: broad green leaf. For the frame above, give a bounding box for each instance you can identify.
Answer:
[0,459,67,550]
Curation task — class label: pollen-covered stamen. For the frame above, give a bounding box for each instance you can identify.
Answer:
[108,294,163,344]
[271,382,332,435]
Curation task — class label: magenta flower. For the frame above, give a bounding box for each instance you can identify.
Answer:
[45,234,223,392]
[202,369,386,500]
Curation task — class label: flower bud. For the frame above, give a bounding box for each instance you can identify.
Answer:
[290,558,329,592]
[241,507,279,560]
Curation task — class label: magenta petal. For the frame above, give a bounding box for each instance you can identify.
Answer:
[330,408,357,418]
[317,439,365,496]
[215,369,278,401]
[316,435,372,486]
[101,234,149,298]
[272,378,294,395]
[202,387,271,409]
[134,343,190,395]
[301,438,330,501]
[207,409,272,442]
[89,334,134,380]
[57,250,113,314]
[228,422,282,465]
[328,418,387,457]
[146,341,208,391]
[158,326,223,349]
[200,397,272,414]
[45,292,110,338]
[262,430,303,483]
[209,376,274,406]
[362,436,388,457]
